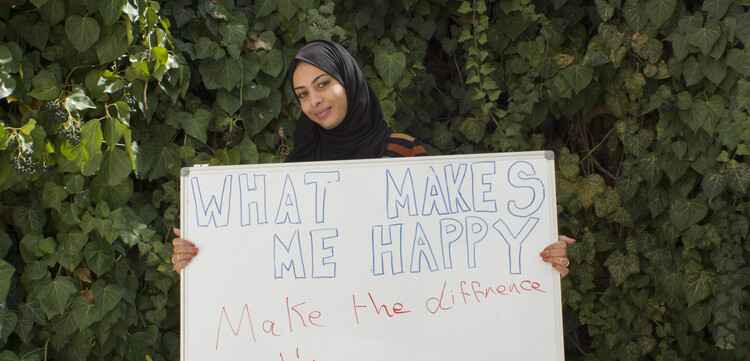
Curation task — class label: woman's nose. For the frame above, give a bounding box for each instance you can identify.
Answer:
[309,92,322,106]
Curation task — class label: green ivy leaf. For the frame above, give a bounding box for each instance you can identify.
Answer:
[0,73,16,100]
[604,251,640,286]
[669,196,708,231]
[125,60,150,82]
[65,15,101,52]
[65,87,96,111]
[195,37,222,60]
[667,31,689,61]
[42,181,67,211]
[97,0,127,26]
[64,174,85,194]
[71,295,100,331]
[254,0,276,17]
[92,281,124,314]
[172,6,195,28]
[623,0,649,31]
[682,56,704,87]
[148,144,181,180]
[219,18,246,58]
[59,230,88,257]
[19,20,50,50]
[277,0,298,19]
[725,163,750,194]
[700,55,727,85]
[701,170,726,199]
[637,153,663,185]
[458,117,485,143]
[36,277,77,318]
[594,187,620,217]
[93,176,133,209]
[176,111,205,144]
[0,308,17,343]
[686,18,721,56]
[560,64,593,94]
[100,148,132,186]
[620,341,640,361]
[726,49,750,76]
[39,0,64,25]
[84,241,114,276]
[646,0,676,28]
[686,303,712,331]
[683,264,715,307]
[596,0,615,22]
[213,57,243,91]
[12,205,46,236]
[28,71,60,101]
[96,31,129,64]
[216,89,241,115]
[579,174,606,208]
[374,48,406,89]
[0,261,14,304]
[259,49,284,77]
[701,0,731,19]
[681,99,709,133]
[236,138,259,164]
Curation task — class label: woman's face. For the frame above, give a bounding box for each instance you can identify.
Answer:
[292,61,348,130]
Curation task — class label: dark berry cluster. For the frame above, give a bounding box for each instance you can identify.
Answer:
[222,120,244,142]
[58,123,82,145]
[44,101,68,124]
[7,150,53,176]
[124,95,138,117]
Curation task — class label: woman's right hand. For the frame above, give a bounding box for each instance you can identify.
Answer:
[171,228,198,274]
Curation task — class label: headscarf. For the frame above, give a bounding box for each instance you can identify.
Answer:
[285,40,391,162]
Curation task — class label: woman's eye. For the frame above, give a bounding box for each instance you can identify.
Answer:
[296,92,307,99]
[318,81,329,88]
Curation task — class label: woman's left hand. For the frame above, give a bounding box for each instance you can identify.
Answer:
[540,235,576,278]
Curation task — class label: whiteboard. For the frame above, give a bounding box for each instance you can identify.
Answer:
[180,151,564,361]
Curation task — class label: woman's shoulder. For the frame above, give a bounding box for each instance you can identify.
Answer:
[384,133,427,158]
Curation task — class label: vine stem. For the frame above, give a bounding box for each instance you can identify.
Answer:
[469,0,500,130]
[64,65,97,90]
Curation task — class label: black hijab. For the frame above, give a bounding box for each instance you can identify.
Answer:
[285,40,391,162]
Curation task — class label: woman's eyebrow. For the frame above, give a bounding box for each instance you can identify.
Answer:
[294,73,328,90]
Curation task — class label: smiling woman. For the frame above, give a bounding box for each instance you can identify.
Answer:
[292,61,348,130]
[284,40,404,162]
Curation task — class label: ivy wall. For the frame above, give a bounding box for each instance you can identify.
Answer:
[0,0,748,360]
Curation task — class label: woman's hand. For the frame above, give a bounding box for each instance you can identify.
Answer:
[540,235,576,278]
[171,228,198,274]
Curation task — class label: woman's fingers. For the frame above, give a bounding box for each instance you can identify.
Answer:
[540,235,576,278]
[171,228,198,274]
[552,262,570,278]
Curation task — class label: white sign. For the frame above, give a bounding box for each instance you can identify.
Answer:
[180,151,564,361]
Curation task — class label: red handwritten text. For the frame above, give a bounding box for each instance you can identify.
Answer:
[216,298,324,350]
[352,292,411,324]
[427,279,546,314]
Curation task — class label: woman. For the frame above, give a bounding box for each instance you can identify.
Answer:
[171,40,575,276]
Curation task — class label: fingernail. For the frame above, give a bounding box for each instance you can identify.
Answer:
[551,263,557,267]
[191,247,198,252]
[539,252,545,257]
[543,257,549,262]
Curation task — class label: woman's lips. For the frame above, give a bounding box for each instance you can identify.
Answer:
[315,106,332,119]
